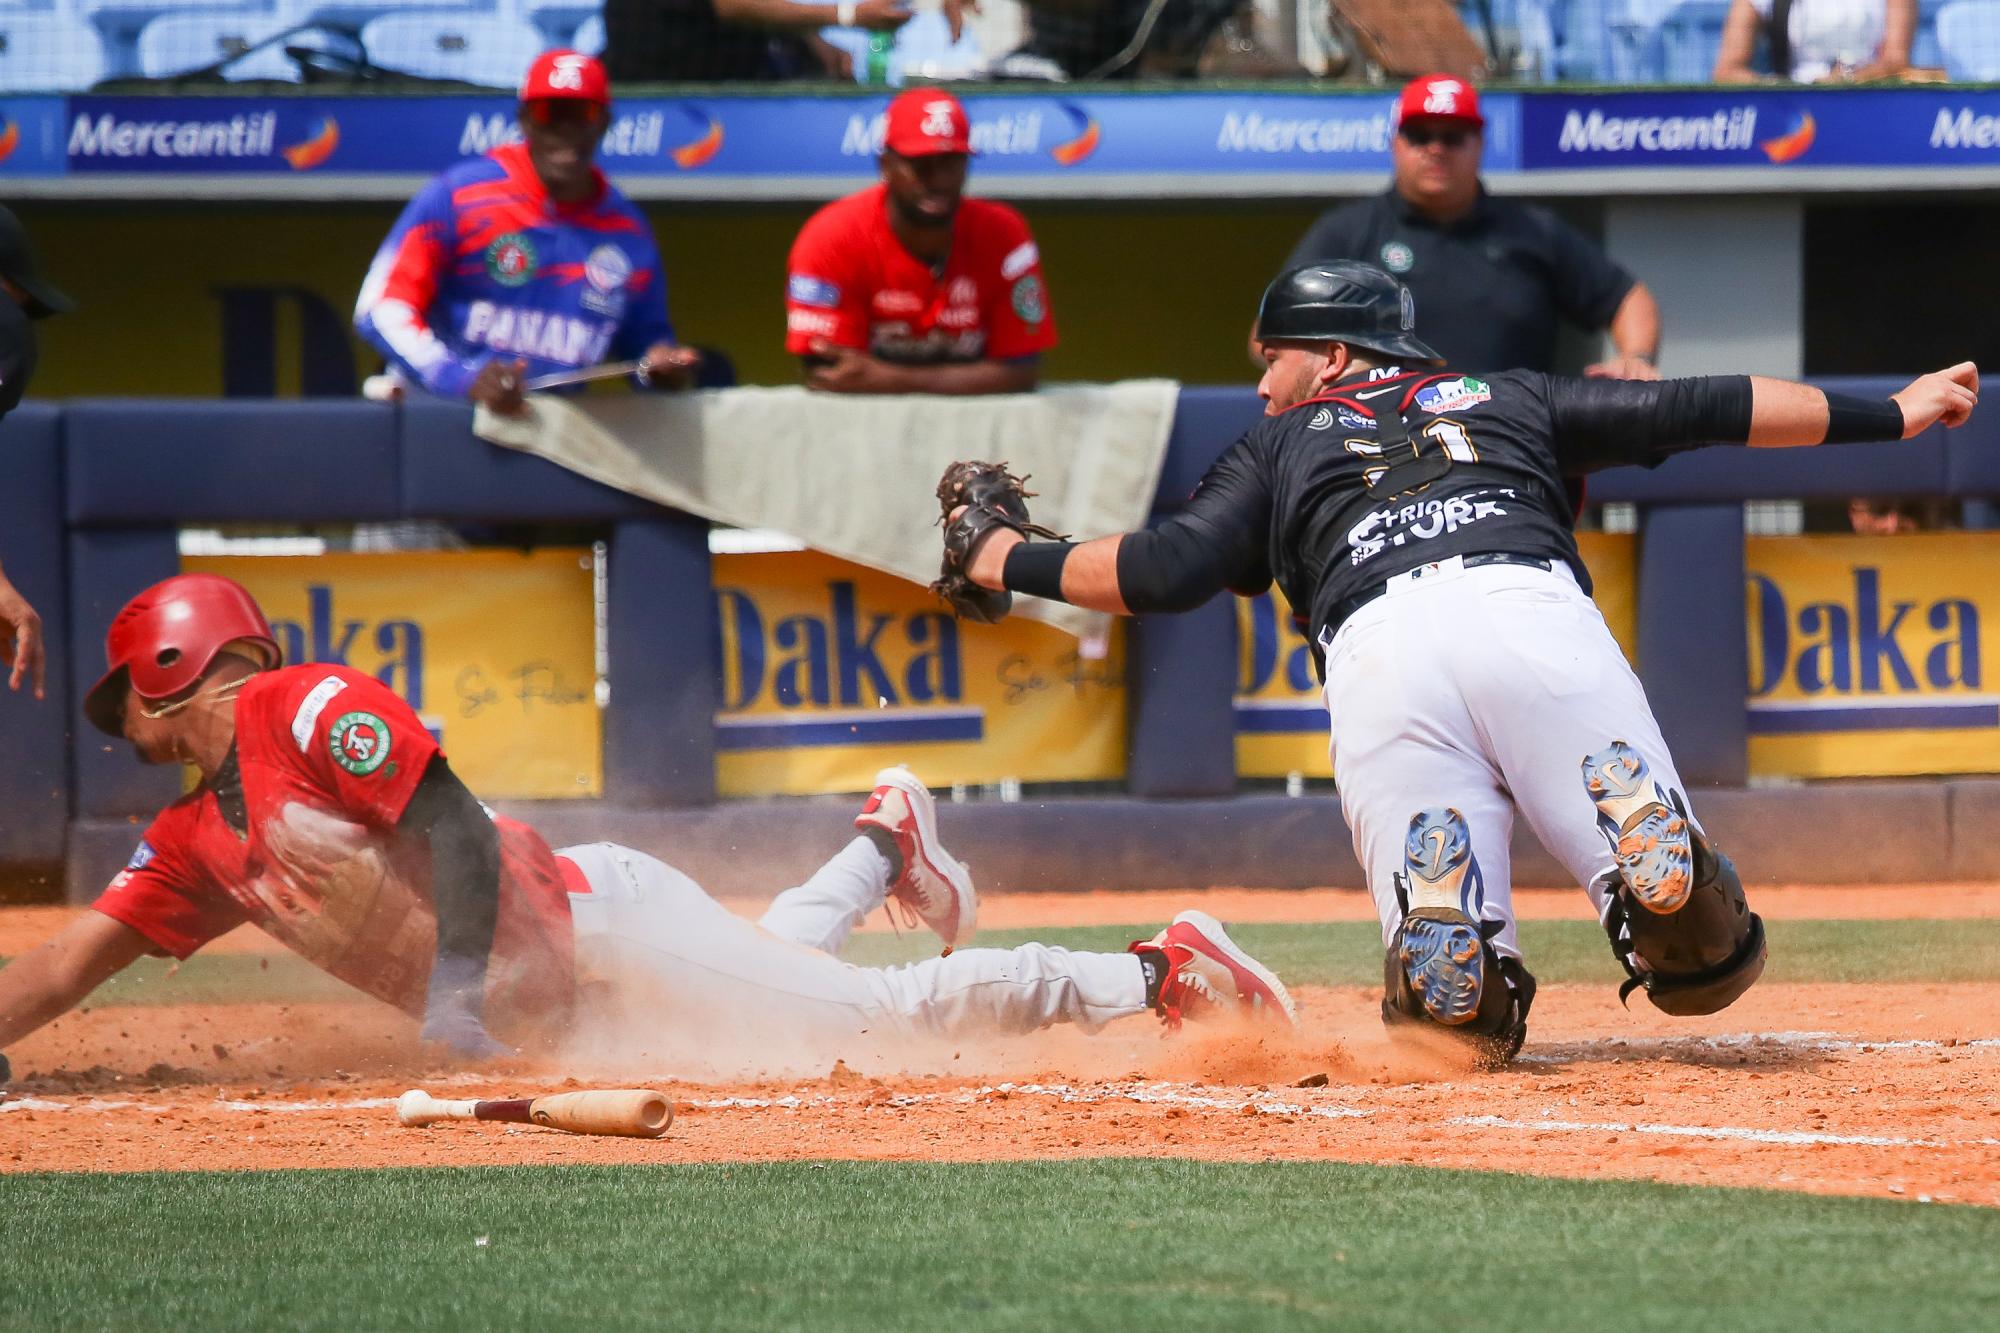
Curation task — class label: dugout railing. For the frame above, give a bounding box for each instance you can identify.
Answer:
[2,379,1994,895]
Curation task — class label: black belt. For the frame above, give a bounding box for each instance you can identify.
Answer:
[1318,553,1556,649]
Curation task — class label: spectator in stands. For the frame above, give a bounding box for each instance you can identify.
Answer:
[0,205,71,700]
[785,89,1058,394]
[1263,75,1661,380]
[601,0,922,81]
[355,51,700,417]
[994,0,1238,78]
[1714,0,1915,82]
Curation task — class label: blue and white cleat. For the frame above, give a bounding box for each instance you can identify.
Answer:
[1394,808,1488,1027]
[1581,741,1694,914]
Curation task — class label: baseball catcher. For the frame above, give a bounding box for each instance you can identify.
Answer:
[932,260,1979,1064]
[0,574,1294,1089]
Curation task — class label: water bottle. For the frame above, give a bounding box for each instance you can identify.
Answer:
[865,30,893,84]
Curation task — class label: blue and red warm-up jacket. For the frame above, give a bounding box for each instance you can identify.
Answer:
[354,142,673,398]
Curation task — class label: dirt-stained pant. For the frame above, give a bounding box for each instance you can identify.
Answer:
[558,838,1147,1058]
[1322,557,1698,960]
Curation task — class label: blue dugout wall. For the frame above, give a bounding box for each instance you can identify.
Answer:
[1,380,1991,886]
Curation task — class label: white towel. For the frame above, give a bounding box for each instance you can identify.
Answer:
[474,381,1182,640]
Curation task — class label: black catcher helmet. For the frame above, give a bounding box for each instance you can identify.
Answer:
[1255,261,1443,365]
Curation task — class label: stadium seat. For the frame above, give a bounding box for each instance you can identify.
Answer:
[509,0,594,46]
[283,0,490,32]
[570,7,599,54]
[136,11,299,78]
[84,0,274,78]
[820,9,981,83]
[1938,0,2000,78]
[1518,0,1621,79]
[359,11,543,86]
[0,13,110,89]
[1913,0,1953,69]
[1655,0,1732,82]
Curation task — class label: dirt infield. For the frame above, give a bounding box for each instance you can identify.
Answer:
[4,892,1998,1205]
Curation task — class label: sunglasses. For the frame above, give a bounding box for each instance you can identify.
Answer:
[524,100,609,129]
[1400,126,1474,149]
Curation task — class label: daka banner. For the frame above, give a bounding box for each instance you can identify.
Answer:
[713,550,1126,796]
[184,550,603,799]
[1746,534,1992,779]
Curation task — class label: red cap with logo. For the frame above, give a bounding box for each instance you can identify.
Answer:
[521,50,610,105]
[884,89,973,156]
[1395,74,1483,128]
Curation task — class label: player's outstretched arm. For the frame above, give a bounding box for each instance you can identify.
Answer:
[968,529,1132,614]
[0,912,153,1068]
[1745,362,1979,447]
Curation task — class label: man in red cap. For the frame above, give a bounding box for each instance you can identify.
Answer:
[355,50,701,416]
[785,89,1058,395]
[1267,74,1660,381]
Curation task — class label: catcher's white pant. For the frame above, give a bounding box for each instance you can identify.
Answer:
[1322,556,1697,959]
[559,838,1148,1053]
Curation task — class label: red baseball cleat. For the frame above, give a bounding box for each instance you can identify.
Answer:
[855,767,977,951]
[1131,909,1298,1031]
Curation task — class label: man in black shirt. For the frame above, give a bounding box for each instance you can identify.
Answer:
[1264,75,1660,380]
[940,261,1978,1063]
[0,205,72,700]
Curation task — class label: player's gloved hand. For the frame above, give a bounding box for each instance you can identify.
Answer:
[468,358,529,417]
[930,461,1064,624]
[420,953,515,1061]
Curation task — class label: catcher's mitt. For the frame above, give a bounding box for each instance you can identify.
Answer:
[930,460,1063,624]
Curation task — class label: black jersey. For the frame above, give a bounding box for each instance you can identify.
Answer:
[1164,366,1739,646]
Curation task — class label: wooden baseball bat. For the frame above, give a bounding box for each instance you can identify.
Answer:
[396,1088,672,1139]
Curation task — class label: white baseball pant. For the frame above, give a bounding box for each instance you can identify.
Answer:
[1322,556,1697,959]
[558,838,1148,1058]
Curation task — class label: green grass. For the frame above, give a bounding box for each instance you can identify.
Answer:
[6,1160,1996,1331]
[850,918,2000,986]
[17,917,2000,1010]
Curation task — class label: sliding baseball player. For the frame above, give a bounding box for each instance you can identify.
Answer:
[0,574,1293,1087]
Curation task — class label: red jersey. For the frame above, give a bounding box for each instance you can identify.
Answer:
[92,666,575,1046]
[784,184,1058,366]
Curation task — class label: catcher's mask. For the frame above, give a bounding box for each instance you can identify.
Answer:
[85,573,281,737]
[1254,261,1444,365]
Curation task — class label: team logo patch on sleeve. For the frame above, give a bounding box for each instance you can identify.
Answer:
[1011,275,1046,324]
[126,840,156,870]
[1414,376,1492,414]
[485,232,539,288]
[328,711,393,776]
[788,274,842,309]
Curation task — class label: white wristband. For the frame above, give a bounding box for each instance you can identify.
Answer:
[837,1,856,24]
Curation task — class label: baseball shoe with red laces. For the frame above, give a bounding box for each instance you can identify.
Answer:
[855,766,977,951]
[1130,910,1298,1031]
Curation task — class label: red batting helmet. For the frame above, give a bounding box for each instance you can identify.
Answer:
[84,573,281,737]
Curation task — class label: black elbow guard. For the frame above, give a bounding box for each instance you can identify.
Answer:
[1655,375,1755,445]
[1115,528,1224,613]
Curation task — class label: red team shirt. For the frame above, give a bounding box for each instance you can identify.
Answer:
[93,666,576,1045]
[784,184,1058,365]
